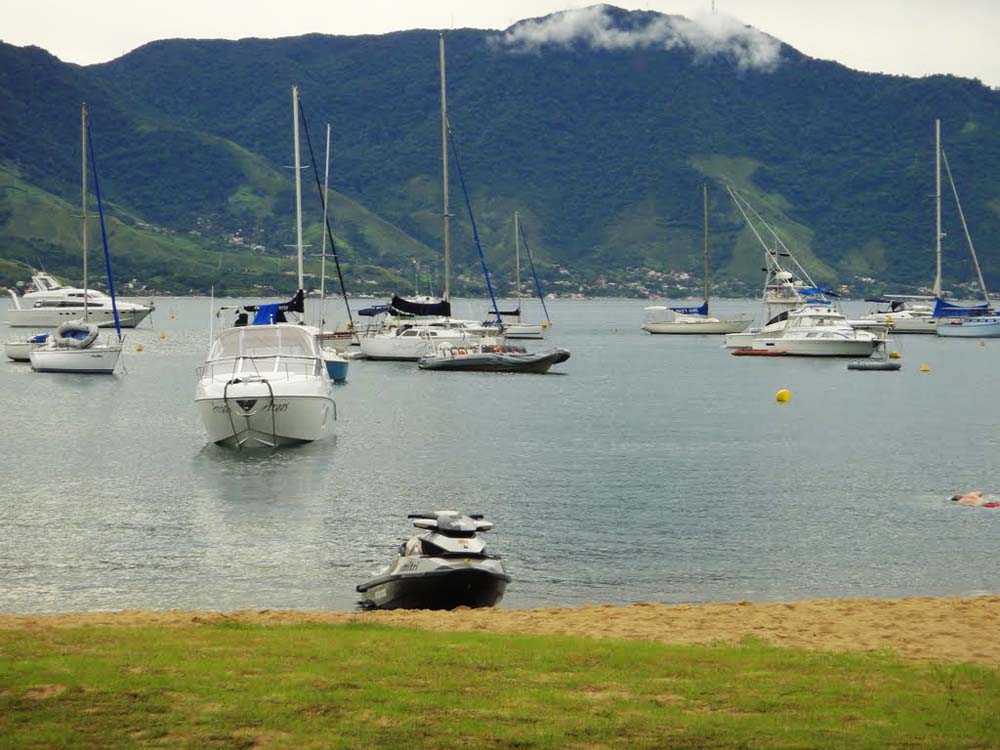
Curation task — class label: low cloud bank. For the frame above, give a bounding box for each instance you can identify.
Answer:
[494,5,781,72]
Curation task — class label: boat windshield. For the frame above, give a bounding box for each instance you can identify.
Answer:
[209,325,319,360]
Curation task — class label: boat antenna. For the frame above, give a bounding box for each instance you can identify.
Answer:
[297,98,355,329]
[86,115,123,341]
[446,121,502,328]
[81,103,89,324]
[941,147,991,305]
[440,31,451,303]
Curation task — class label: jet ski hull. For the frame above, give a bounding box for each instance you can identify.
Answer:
[358,565,509,610]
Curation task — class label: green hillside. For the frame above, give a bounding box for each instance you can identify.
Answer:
[2,6,998,296]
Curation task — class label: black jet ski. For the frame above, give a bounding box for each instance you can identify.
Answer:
[357,511,510,610]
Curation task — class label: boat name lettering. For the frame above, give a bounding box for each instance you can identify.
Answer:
[264,403,289,413]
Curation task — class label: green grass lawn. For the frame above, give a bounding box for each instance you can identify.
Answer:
[1,623,997,749]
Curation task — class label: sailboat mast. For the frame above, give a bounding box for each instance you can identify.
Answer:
[81,103,89,322]
[293,85,304,291]
[319,123,331,333]
[439,32,451,302]
[703,183,710,303]
[934,118,942,298]
[514,211,521,308]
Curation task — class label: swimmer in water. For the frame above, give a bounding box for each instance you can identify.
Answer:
[950,491,1000,507]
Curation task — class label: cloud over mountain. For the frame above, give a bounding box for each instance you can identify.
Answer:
[494,5,781,72]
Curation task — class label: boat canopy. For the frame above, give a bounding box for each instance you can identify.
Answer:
[208,325,321,360]
[932,298,992,318]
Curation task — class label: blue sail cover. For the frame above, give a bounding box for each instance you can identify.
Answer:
[933,298,992,318]
[670,301,709,315]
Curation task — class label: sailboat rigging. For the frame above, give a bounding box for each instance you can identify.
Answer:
[642,185,751,335]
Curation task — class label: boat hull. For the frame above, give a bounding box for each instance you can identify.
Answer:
[748,338,880,357]
[644,318,751,335]
[358,566,509,610]
[6,305,152,328]
[504,322,546,339]
[195,393,336,448]
[4,341,32,361]
[418,348,569,373]
[936,318,1000,337]
[28,345,121,373]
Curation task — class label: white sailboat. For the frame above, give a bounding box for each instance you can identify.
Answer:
[29,104,123,375]
[195,86,336,448]
[499,212,548,339]
[861,119,990,334]
[643,185,752,335]
[360,33,502,361]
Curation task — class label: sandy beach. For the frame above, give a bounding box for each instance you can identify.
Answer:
[2,596,998,666]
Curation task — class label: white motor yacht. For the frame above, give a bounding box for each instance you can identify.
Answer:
[6,272,153,328]
[195,324,336,448]
[737,304,884,357]
[361,321,498,361]
[858,297,938,334]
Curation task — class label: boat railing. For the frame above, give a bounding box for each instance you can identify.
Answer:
[196,355,325,381]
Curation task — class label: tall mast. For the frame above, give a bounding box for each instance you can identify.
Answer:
[933,118,942,298]
[319,123,331,332]
[439,32,451,302]
[703,183,710,303]
[293,85,304,291]
[81,103,89,322]
[514,211,521,308]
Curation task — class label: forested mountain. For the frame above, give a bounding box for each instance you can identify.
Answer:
[1,5,998,296]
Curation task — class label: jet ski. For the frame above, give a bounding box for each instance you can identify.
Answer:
[357,511,511,610]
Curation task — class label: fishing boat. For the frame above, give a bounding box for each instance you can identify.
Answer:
[642,185,751,335]
[29,104,124,375]
[496,211,551,339]
[739,303,883,357]
[723,188,824,350]
[357,511,510,610]
[195,87,336,447]
[418,342,570,373]
[360,33,504,360]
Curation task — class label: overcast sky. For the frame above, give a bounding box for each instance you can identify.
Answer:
[2,0,998,87]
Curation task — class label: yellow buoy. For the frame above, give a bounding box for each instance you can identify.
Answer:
[888,351,901,359]
[775,388,791,403]
[541,321,550,329]
[920,363,930,372]
[134,344,144,352]
[159,332,168,341]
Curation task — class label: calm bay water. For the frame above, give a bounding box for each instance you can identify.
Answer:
[1,296,998,613]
